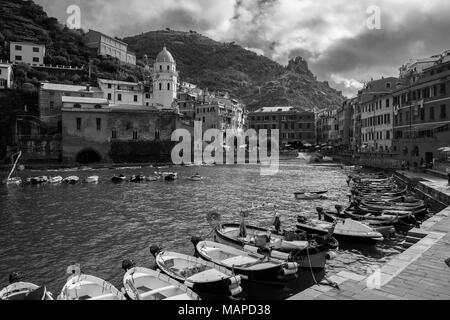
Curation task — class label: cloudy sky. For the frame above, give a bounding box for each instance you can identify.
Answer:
[35,0,450,97]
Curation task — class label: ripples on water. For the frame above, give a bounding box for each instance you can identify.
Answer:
[0,160,406,299]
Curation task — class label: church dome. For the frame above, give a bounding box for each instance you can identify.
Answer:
[156,46,175,63]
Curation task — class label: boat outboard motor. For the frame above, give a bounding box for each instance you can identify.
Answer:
[335,205,343,216]
[297,215,308,224]
[316,207,324,220]
[122,259,136,272]
[9,272,22,284]
[150,245,162,258]
[191,236,204,250]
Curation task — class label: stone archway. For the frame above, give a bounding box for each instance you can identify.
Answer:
[76,148,102,164]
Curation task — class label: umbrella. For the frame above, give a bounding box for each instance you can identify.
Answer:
[303,143,312,147]
[438,147,450,152]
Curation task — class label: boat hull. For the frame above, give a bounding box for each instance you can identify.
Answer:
[296,223,383,245]
[213,224,336,269]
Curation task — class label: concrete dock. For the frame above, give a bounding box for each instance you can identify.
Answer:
[289,171,450,300]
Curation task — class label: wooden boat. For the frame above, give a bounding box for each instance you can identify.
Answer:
[323,211,395,238]
[49,176,63,184]
[146,176,160,182]
[214,223,338,269]
[294,191,328,200]
[188,174,203,181]
[27,176,49,184]
[0,281,53,300]
[85,176,99,184]
[130,175,146,183]
[192,239,298,285]
[122,263,200,300]
[63,176,79,184]
[112,174,127,183]
[6,177,22,185]
[58,265,125,300]
[158,172,178,181]
[296,216,384,245]
[4,151,22,186]
[150,246,243,298]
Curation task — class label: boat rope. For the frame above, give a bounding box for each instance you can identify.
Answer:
[306,246,318,285]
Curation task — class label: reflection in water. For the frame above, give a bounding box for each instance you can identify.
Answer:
[0,160,405,299]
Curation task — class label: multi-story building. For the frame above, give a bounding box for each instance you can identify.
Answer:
[0,63,13,89]
[84,29,136,65]
[9,41,46,66]
[399,53,445,84]
[316,108,338,145]
[248,107,315,147]
[336,100,354,147]
[392,57,450,165]
[61,97,191,163]
[38,82,103,131]
[98,79,145,106]
[359,77,404,152]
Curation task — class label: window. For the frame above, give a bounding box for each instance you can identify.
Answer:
[118,94,122,101]
[133,131,138,140]
[112,130,117,139]
[155,131,160,140]
[159,83,162,91]
[440,105,447,119]
[160,65,163,71]
[15,45,22,51]
[73,103,81,109]
[50,101,55,109]
[33,57,40,63]
[96,118,102,131]
[430,106,435,120]
[33,47,40,53]
[134,95,138,102]
[76,118,82,131]
[167,65,170,71]
[94,104,102,109]
[15,56,22,61]
[386,83,391,89]
[386,99,390,108]
[107,93,112,100]
[167,83,171,90]
[420,108,425,121]
[440,83,447,95]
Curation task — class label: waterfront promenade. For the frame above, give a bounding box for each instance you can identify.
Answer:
[289,171,450,300]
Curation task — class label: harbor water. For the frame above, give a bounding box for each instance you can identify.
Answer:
[0,160,408,299]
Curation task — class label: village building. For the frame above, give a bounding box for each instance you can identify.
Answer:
[392,56,450,167]
[359,77,404,153]
[249,107,315,147]
[61,97,191,163]
[38,82,103,132]
[97,79,147,106]
[84,29,136,65]
[0,63,13,89]
[9,41,46,66]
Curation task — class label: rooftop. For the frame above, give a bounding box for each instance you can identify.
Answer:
[156,46,175,64]
[98,79,140,86]
[41,82,101,92]
[253,106,303,113]
[88,29,128,46]
[62,97,109,104]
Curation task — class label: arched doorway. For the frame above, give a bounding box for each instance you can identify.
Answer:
[76,148,102,164]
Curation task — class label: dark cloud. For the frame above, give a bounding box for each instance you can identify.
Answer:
[33,0,450,97]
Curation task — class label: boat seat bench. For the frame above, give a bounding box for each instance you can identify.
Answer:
[139,285,176,299]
